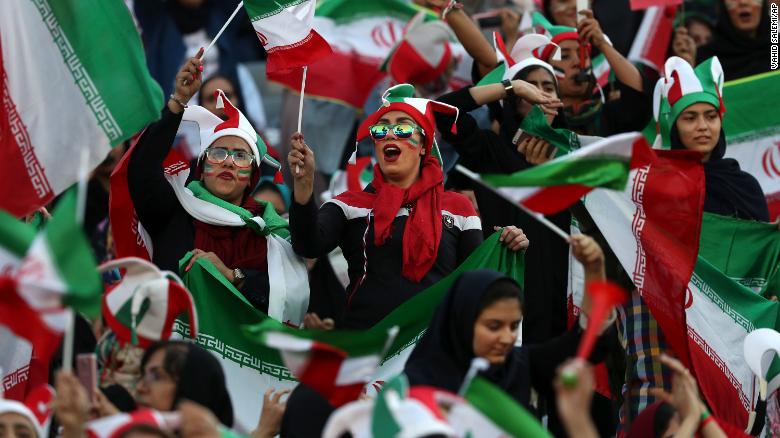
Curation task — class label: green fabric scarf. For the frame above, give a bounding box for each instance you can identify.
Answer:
[187,181,290,240]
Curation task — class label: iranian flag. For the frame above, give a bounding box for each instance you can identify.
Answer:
[580,156,780,428]
[685,214,780,428]
[86,410,170,438]
[448,377,552,437]
[244,0,332,73]
[245,319,398,407]
[460,132,654,215]
[268,0,427,108]
[629,0,682,10]
[721,71,780,219]
[0,189,102,400]
[0,0,164,218]
[171,231,523,431]
[627,5,676,72]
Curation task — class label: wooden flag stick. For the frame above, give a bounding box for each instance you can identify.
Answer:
[295,65,308,175]
[62,311,75,372]
[202,1,244,59]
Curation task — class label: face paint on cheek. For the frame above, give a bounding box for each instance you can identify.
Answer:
[405,137,421,147]
[203,162,217,177]
[237,169,251,181]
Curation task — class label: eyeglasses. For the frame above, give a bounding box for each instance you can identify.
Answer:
[205,147,254,168]
[368,123,422,140]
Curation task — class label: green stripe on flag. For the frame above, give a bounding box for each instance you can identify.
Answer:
[0,210,36,258]
[245,0,307,20]
[480,156,629,190]
[316,0,431,23]
[48,189,101,317]
[722,71,780,139]
[37,0,163,145]
[464,377,552,437]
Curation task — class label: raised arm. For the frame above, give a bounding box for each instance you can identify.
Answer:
[287,133,346,258]
[442,7,498,78]
[127,51,203,235]
[578,9,643,93]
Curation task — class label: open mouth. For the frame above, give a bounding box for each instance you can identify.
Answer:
[738,10,753,21]
[383,145,401,162]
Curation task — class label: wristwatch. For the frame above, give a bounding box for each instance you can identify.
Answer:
[232,268,246,284]
[501,79,514,95]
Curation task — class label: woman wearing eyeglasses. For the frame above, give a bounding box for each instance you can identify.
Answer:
[287,84,529,331]
[127,53,295,313]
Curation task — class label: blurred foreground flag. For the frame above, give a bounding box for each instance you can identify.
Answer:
[245,0,332,73]
[0,0,163,217]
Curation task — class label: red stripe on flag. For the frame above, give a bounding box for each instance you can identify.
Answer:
[265,31,333,74]
[268,50,387,109]
[0,277,62,363]
[296,343,364,406]
[109,136,152,260]
[634,150,704,370]
[0,39,54,217]
[521,184,593,215]
[630,0,681,10]
[688,328,749,428]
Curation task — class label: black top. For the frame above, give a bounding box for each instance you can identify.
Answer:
[127,108,271,311]
[696,0,772,81]
[434,88,572,344]
[404,270,613,410]
[289,189,483,329]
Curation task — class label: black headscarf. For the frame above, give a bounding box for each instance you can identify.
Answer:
[696,0,771,81]
[175,344,234,427]
[141,341,234,428]
[670,125,769,221]
[403,270,529,402]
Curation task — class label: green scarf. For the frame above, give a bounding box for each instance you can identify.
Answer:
[520,105,580,158]
[187,181,290,240]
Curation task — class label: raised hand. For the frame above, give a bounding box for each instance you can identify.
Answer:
[577,10,608,50]
[168,47,204,114]
[672,26,697,66]
[287,132,316,204]
[511,80,563,117]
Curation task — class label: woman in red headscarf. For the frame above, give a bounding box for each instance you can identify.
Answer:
[287,84,529,330]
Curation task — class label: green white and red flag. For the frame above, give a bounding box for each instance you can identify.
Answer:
[721,71,780,219]
[268,0,427,108]
[245,319,398,407]
[629,0,682,11]
[449,376,552,437]
[0,189,102,400]
[0,0,164,218]
[461,132,654,215]
[583,150,705,372]
[86,410,170,438]
[627,5,676,72]
[171,231,523,431]
[244,0,332,74]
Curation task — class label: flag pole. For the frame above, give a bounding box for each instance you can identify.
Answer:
[458,358,489,396]
[295,65,308,175]
[201,1,244,59]
[62,311,75,373]
[454,164,571,241]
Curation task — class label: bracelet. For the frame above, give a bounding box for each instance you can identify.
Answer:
[440,0,463,19]
[699,416,715,431]
[700,409,711,422]
[169,94,188,109]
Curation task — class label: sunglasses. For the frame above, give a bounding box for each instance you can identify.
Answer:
[368,123,422,140]
[205,147,254,168]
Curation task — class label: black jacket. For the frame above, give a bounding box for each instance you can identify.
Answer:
[289,188,483,329]
[127,108,270,311]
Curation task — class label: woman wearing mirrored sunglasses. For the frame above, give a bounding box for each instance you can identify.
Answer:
[127,53,293,314]
[286,84,529,331]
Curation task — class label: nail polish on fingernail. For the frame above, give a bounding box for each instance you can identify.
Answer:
[198,65,204,72]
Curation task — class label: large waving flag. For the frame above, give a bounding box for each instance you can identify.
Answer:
[0,189,102,400]
[172,232,524,430]
[721,71,780,219]
[0,0,164,217]
[268,0,427,108]
[583,150,705,369]
[460,132,654,215]
[244,0,332,73]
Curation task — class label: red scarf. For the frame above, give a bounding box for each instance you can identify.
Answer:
[192,197,268,271]
[370,155,444,282]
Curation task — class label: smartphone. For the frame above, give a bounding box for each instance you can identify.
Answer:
[76,353,97,403]
[473,11,502,28]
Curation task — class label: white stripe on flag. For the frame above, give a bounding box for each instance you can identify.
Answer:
[334,354,380,386]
